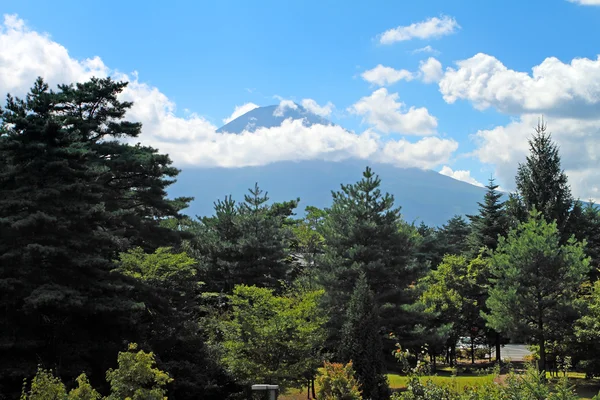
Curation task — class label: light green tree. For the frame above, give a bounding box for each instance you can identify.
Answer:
[221,285,327,390]
[106,343,172,400]
[485,210,590,373]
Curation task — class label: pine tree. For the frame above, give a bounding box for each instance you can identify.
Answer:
[512,119,574,238]
[340,273,390,400]
[195,184,299,292]
[485,211,590,373]
[467,177,509,254]
[438,215,471,258]
[0,77,194,396]
[319,166,416,342]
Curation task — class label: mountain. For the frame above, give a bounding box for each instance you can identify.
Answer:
[169,159,491,227]
[216,103,332,133]
[168,105,495,227]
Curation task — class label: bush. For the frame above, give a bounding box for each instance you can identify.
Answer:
[316,361,362,400]
[20,344,171,400]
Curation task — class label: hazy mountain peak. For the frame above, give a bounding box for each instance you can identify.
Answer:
[216,104,333,134]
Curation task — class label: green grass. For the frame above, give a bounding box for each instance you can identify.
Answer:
[387,373,495,393]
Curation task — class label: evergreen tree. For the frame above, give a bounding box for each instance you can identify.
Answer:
[484,210,590,373]
[340,273,390,400]
[195,184,298,293]
[512,119,574,238]
[0,77,193,397]
[438,215,471,258]
[467,177,509,255]
[318,167,416,342]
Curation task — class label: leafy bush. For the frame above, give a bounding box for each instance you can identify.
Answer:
[390,364,586,400]
[20,344,171,400]
[316,361,362,400]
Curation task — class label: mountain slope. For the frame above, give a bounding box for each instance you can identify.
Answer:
[168,159,492,227]
[168,105,495,227]
[216,103,332,133]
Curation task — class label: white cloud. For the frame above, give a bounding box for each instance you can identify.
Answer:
[472,114,600,202]
[361,64,415,86]
[0,14,458,172]
[567,0,600,5]
[0,14,110,97]
[439,166,484,187]
[380,137,458,169]
[379,15,460,45]
[412,45,440,55]
[349,88,438,135]
[273,99,298,117]
[223,102,259,124]
[301,98,334,117]
[440,53,600,118]
[419,57,443,84]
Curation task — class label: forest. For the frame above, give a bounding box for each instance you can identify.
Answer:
[1,77,600,400]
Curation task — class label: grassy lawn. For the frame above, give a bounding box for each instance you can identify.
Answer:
[387,372,495,393]
[279,370,600,399]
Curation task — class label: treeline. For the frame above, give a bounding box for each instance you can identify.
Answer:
[1,78,600,400]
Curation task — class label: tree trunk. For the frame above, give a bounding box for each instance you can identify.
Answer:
[450,344,456,367]
[471,336,475,364]
[311,377,316,399]
[431,350,437,372]
[307,379,310,399]
[495,332,501,364]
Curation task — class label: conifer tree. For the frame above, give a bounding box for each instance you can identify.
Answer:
[319,167,416,341]
[0,77,193,396]
[340,273,390,400]
[512,119,573,238]
[467,177,509,255]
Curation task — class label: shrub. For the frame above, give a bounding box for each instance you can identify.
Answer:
[316,361,362,400]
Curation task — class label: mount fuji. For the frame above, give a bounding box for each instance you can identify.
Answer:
[168,104,492,227]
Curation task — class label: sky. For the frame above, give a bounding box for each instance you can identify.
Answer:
[2,0,600,201]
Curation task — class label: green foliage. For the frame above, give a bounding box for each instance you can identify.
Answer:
[574,280,600,378]
[485,210,590,372]
[467,177,509,256]
[340,273,390,400]
[0,76,189,396]
[319,166,417,345]
[67,375,102,400]
[20,367,67,400]
[115,247,197,283]
[390,364,580,400]
[418,255,489,364]
[19,344,171,400]
[316,362,363,400]
[105,343,172,400]
[438,216,472,258]
[220,284,327,389]
[511,120,573,238]
[193,185,299,292]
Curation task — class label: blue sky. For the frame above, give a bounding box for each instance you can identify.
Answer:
[2,0,600,200]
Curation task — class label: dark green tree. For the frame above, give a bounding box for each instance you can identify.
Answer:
[414,222,445,270]
[466,177,510,362]
[437,215,471,258]
[484,210,590,373]
[511,119,574,238]
[467,177,509,255]
[340,273,390,400]
[0,77,194,397]
[318,166,416,343]
[195,184,299,293]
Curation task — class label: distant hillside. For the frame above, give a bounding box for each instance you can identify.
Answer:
[168,105,498,227]
[168,159,494,227]
[216,103,332,133]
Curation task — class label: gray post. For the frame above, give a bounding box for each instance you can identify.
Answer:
[251,384,279,400]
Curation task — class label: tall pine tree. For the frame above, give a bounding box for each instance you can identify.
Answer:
[0,78,193,396]
[318,167,416,343]
[467,177,509,255]
[340,273,390,400]
[512,119,574,238]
